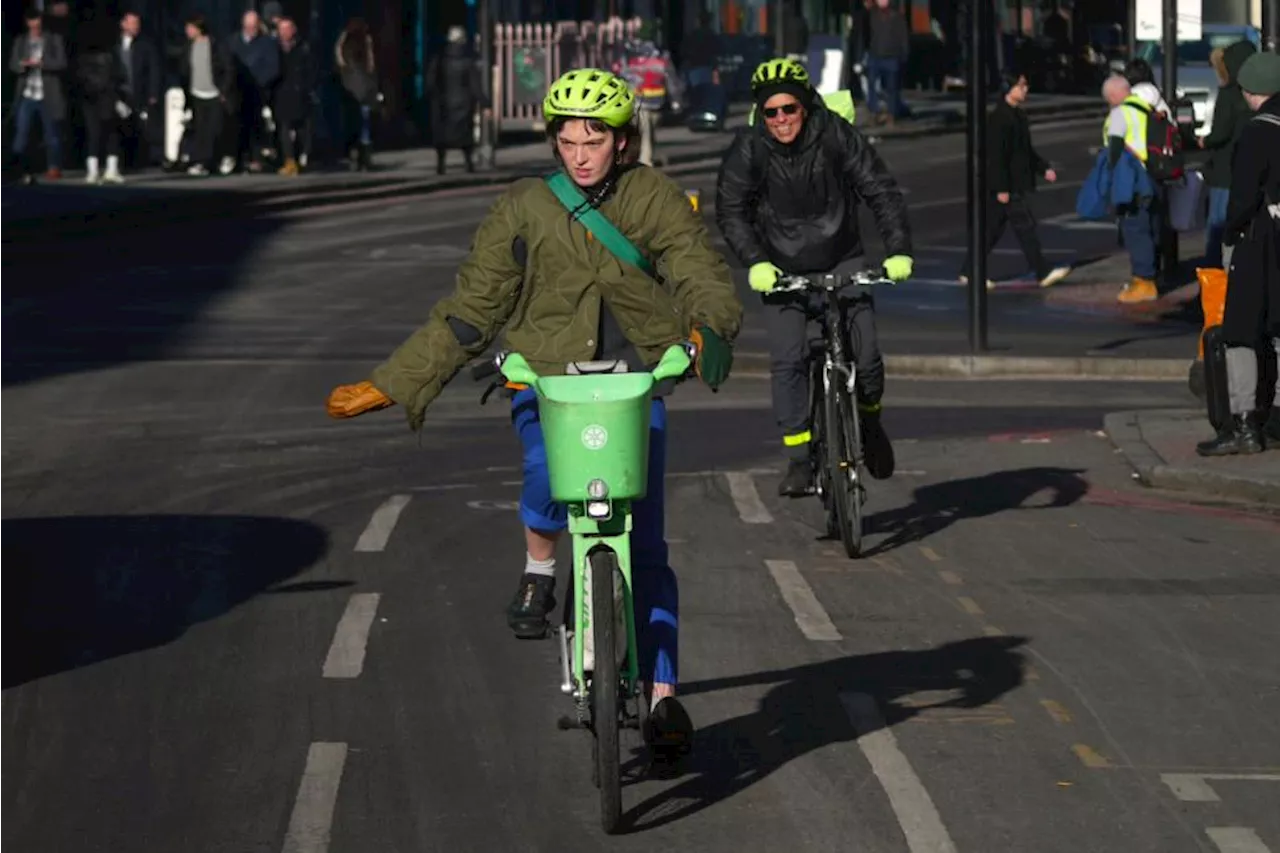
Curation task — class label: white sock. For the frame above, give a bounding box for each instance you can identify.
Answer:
[525,554,555,578]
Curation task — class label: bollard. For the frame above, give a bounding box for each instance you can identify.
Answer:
[1195,267,1228,360]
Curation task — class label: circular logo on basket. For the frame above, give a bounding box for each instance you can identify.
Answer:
[581,425,609,451]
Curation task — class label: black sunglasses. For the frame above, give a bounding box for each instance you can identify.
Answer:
[762,103,801,119]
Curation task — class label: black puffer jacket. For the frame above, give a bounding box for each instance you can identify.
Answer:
[715,104,912,275]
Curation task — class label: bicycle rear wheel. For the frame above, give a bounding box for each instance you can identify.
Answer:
[589,549,623,833]
[824,378,865,558]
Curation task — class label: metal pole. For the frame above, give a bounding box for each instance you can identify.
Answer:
[968,0,988,353]
[775,0,786,55]
[1264,0,1279,52]
[1161,0,1178,281]
[1127,0,1136,61]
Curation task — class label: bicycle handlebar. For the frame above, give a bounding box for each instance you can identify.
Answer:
[769,268,895,294]
[470,341,698,387]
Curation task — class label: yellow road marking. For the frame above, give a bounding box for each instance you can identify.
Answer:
[957,596,984,616]
[919,546,942,562]
[1073,744,1111,768]
[982,624,1005,637]
[938,570,963,585]
[1041,700,1073,724]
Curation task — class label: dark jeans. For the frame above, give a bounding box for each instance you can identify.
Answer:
[866,56,904,117]
[765,281,884,460]
[960,193,1052,281]
[12,97,61,169]
[279,118,310,161]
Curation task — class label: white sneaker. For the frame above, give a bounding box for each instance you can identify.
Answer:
[958,275,996,290]
[1039,266,1071,288]
[85,156,100,184]
[187,163,209,176]
[102,155,124,184]
[219,156,236,175]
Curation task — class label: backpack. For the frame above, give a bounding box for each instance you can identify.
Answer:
[1130,101,1185,184]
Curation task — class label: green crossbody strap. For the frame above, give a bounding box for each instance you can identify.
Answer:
[544,172,656,278]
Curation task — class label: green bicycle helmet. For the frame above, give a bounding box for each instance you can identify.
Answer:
[751,58,810,94]
[543,68,635,128]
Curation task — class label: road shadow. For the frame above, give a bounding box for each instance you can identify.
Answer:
[2,514,329,688]
[3,183,290,388]
[620,635,1027,832]
[865,466,1089,555]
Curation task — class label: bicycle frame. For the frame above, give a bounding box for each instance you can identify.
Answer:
[493,344,694,708]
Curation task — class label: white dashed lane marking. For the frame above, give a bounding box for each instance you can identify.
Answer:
[764,559,841,641]
[281,742,348,853]
[725,471,774,524]
[354,494,411,552]
[322,593,381,679]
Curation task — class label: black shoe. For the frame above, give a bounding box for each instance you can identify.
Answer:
[645,696,693,764]
[1261,409,1280,445]
[506,572,555,639]
[778,458,813,497]
[860,408,895,480]
[1195,413,1264,457]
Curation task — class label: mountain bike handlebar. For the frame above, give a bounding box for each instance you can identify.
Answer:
[770,268,895,294]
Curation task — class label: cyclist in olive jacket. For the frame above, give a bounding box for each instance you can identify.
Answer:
[716,59,914,497]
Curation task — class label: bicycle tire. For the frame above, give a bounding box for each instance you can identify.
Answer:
[589,549,623,834]
[808,359,838,536]
[825,380,865,558]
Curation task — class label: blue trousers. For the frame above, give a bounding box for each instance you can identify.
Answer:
[512,389,678,686]
[1120,198,1159,279]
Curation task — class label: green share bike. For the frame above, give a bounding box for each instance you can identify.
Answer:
[473,341,696,834]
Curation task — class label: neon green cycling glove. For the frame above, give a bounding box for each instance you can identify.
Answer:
[748,262,783,293]
[884,255,914,283]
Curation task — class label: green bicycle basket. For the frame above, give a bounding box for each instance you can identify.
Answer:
[536,372,657,503]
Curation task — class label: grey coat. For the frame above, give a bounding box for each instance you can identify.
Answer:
[9,32,68,121]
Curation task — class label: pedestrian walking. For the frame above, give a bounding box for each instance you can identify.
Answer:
[1199,41,1258,269]
[960,70,1072,289]
[75,19,127,184]
[426,26,486,174]
[272,17,314,176]
[1196,52,1280,455]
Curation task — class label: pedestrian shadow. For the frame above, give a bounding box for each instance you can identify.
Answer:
[864,466,1089,555]
[619,635,1028,832]
[2,514,330,688]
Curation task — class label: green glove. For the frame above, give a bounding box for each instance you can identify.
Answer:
[884,255,914,283]
[748,261,783,293]
[692,325,732,390]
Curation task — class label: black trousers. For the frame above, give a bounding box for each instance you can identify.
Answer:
[960,193,1052,281]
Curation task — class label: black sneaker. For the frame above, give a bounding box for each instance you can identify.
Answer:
[860,408,896,480]
[778,458,813,497]
[645,696,693,766]
[506,573,556,639]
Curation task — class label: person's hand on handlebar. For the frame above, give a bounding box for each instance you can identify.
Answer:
[748,261,783,293]
[883,255,914,283]
[327,380,395,419]
[689,325,733,391]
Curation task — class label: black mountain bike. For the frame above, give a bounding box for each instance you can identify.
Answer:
[769,268,894,558]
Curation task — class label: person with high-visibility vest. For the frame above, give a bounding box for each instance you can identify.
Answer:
[1103,75,1161,304]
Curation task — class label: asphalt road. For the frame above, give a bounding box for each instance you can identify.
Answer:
[5,124,1276,853]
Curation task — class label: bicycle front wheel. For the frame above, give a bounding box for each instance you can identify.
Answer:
[589,549,623,833]
[824,377,865,558]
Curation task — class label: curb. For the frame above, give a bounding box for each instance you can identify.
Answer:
[731,352,1188,380]
[1103,410,1280,506]
[4,104,1105,241]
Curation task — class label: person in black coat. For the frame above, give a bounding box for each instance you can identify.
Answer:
[272,18,315,175]
[426,26,486,174]
[960,70,1072,289]
[117,11,161,169]
[76,19,128,183]
[1199,40,1257,269]
[1197,52,1280,456]
[334,17,378,171]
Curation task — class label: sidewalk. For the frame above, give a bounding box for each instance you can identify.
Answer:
[3,93,1103,241]
[1105,409,1280,505]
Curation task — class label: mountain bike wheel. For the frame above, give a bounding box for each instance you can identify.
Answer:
[825,381,865,558]
[589,549,623,833]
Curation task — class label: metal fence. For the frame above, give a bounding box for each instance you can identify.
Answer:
[493,17,642,131]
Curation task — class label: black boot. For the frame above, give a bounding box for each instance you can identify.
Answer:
[778,458,813,497]
[860,406,895,480]
[645,696,693,767]
[506,572,556,639]
[1195,413,1264,457]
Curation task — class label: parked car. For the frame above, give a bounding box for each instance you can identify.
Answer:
[1135,24,1261,137]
